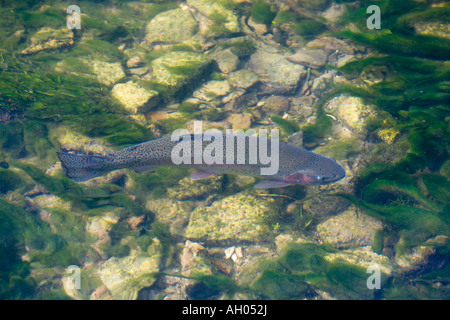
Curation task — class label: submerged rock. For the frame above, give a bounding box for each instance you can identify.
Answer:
[145,8,198,44]
[193,80,232,102]
[261,95,290,115]
[228,69,259,89]
[95,240,162,300]
[20,27,74,55]
[150,51,212,97]
[287,48,328,69]
[248,47,306,94]
[325,246,394,277]
[187,0,240,35]
[211,48,239,74]
[325,95,377,136]
[81,58,126,87]
[316,206,383,249]
[111,81,160,114]
[227,113,252,130]
[186,191,284,242]
[413,21,450,39]
[50,126,113,154]
[167,175,224,201]
[395,235,449,275]
[146,198,195,236]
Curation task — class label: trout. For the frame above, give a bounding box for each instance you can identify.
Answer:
[57,133,345,188]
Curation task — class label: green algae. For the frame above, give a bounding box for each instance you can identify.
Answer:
[0,198,59,299]
[0,169,25,194]
[315,138,361,160]
[292,20,327,37]
[189,270,238,299]
[372,230,385,254]
[178,101,199,114]
[270,115,300,135]
[248,243,385,299]
[251,0,276,25]
[320,1,450,296]
[297,0,330,11]
[251,270,310,299]
[229,39,257,58]
[0,54,153,147]
[342,31,450,61]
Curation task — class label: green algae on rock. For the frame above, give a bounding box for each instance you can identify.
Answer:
[187,0,240,36]
[186,191,285,242]
[316,206,383,249]
[245,242,391,300]
[145,8,198,45]
[20,27,74,55]
[146,51,213,102]
[111,81,160,114]
[167,175,224,201]
[248,46,306,94]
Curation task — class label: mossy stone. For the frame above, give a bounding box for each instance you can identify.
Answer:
[145,8,198,44]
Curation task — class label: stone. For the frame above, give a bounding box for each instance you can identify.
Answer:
[321,4,347,24]
[146,198,194,237]
[187,0,240,35]
[128,67,149,76]
[167,175,224,200]
[302,192,350,219]
[306,37,355,55]
[111,81,160,114]
[150,51,212,91]
[185,191,284,242]
[249,47,306,94]
[95,240,162,300]
[247,16,268,35]
[261,95,290,115]
[145,8,198,44]
[181,240,206,273]
[325,246,394,276]
[286,48,328,69]
[228,69,259,89]
[211,48,239,73]
[50,125,113,154]
[20,27,74,55]
[316,206,383,249]
[82,58,126,87]
[227,113,252,130]
[193,80,232,101]
[414,21,450,39]
[126,55,144,69]
[395,235,449,275]
[325,95,376,135]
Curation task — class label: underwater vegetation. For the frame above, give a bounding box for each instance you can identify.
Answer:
[187,0,450,300]
[0,0,449,300]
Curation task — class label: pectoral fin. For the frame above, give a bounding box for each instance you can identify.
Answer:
[253,180,295,188]
[189,169,216,180]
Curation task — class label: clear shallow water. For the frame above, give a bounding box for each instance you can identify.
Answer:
[0,0,449,300]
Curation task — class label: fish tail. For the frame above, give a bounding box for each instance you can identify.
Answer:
[57,151,113,182]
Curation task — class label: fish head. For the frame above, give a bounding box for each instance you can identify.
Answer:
[284,154,346,185]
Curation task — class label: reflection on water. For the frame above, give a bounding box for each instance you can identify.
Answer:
[0,0,449,300]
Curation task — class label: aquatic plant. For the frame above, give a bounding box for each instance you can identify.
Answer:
[248,242,385,299]
[270,115,300,135]
[251,0,276,25]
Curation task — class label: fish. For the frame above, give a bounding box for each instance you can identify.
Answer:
[56,133,345,188]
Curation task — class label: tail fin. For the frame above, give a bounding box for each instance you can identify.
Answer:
[57,151,112,182]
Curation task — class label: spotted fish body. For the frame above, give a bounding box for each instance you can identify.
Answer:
[57,134,345,188]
